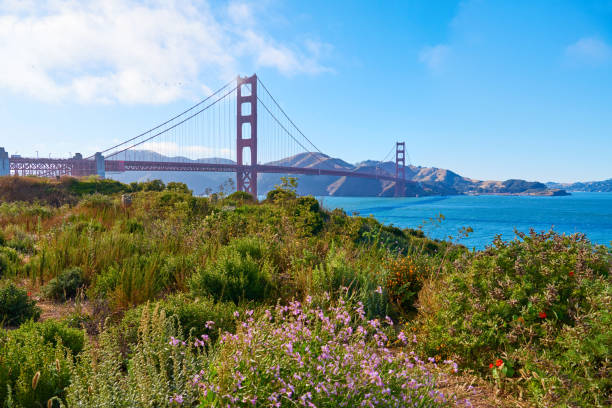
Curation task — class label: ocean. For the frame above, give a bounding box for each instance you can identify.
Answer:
[318,192,612,250]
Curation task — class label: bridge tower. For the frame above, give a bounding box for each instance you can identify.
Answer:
[0,148,9,176]
[236,74,258,196]
[395,141,406,197]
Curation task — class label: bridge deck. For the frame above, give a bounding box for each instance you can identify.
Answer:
[9,158,406,183]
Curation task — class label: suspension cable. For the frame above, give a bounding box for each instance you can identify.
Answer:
[106,85,238,159]
[88,78,236,159]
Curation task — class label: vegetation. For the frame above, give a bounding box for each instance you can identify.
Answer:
[0,175,609,407]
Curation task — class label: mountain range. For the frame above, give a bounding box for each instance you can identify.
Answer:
[107,150,569,197]
[546,179,612,193]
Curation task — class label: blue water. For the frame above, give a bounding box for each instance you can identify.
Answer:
[318,193,612,250]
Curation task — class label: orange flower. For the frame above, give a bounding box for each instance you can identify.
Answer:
[495,359,504,367]
[539,311,547,319]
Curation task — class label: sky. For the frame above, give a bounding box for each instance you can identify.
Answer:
[0,0,611,183]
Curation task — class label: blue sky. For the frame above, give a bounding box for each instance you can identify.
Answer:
[0,0,611,183]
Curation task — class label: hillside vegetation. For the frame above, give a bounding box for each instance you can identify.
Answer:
[0,175,609,407]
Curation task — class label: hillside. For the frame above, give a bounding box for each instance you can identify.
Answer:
[106,150,567,197]
[0,179,608,407]
[547,178,612,192]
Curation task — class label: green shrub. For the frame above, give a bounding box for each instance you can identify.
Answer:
[65,305,205,407]
[0,328,73,407]
[14,320,85,355]
[417,231,612,406]
[5,227,36,254]
[0,283,40,327]
[43,267,85,301]
[189,237,276,303]
[195,298,451,407]
[119,294,236,348]
[0,246,19,277]
[122,218,145,234]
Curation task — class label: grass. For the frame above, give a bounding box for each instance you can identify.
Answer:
[0,175,609,407]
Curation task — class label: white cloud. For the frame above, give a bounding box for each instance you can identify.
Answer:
[419,44,451,72]
[139,141,231,158]
[565,37,612,65]
[0,0,331,104]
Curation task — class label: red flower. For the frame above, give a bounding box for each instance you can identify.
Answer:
[539,312,547,319]
[569,271,574,277]
[495,359,504,367]
[489,363,494,369]
[27,291,31,297]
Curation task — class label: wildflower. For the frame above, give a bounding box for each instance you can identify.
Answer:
[205,320,215,329]
[397,331,407,344]
[169,394,183,404]
[495,359,503,367]
[375,286,383,294]
[489,363,494,369]
[569,271,574,277]
[538,311,547,319]
[27,291,32,297]
[233,311,240,318]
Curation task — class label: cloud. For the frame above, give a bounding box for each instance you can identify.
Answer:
[0,0,331,104]
[565,37,612,65]
[419,44,451,72]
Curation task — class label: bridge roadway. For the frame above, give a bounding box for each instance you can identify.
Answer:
[9,157,406,183]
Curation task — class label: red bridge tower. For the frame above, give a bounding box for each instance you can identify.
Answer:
[236,74,258,196]
[395,141,406,197]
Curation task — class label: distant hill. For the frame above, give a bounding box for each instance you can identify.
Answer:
[546,179,612,192]
[106,150,567,197]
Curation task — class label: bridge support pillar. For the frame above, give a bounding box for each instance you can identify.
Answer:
[95,152,105,179]
[395,142,406,197]
[236,74,258,197]
[0,148,9,177]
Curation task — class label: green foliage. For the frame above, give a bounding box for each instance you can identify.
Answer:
[225,190,256,203]
[166,181,191,194]
[197,298,451,407]
[119,294,236,347]
[0,246,20,277]
[417,231,612,406]
[0,327,73,407]
[266,176,298,202]
[43,267,85,301]
[189,237,276,303]
[63,176,127,196]
[14,320,85,356]
[0,283,40,327]
[65,305,205,407]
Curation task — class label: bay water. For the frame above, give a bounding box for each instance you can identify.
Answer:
[319,192,612,250]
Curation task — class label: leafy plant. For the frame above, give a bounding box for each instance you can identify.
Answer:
[0,283,40,327]
[43,267,85,301]
[189,237,276,303]
[417,231,612,406]
[196,297,453,407]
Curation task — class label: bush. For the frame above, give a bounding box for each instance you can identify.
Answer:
[189,237,276,303]
[119,294,236,347]
[43,267,85,301]
[14,320,85,355]
[195,297,452,407]
[0,283,40,327]
[0,328,73,407]
[417,231,612,406]
[65,305,205,407]
[0,246,19,277]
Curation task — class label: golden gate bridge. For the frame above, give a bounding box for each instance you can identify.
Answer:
[0,74,409,196]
